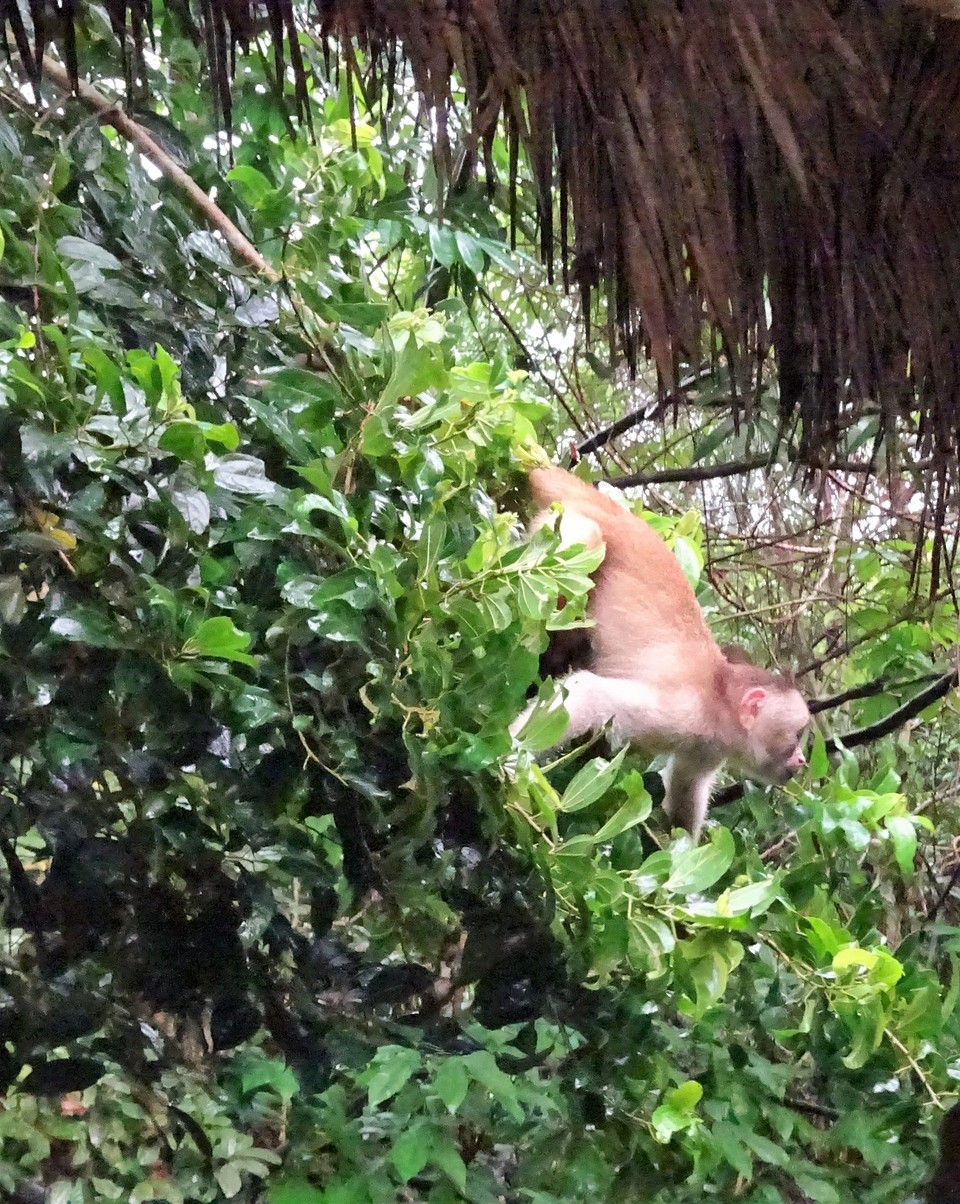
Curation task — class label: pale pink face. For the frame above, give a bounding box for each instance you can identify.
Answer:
[737,687,810,785]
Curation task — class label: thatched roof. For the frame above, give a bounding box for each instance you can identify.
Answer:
[7,0,960,488]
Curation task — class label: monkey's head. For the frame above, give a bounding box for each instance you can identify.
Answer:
[727,666,810,787]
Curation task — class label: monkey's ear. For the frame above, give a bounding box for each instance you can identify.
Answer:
[738,687,767,728]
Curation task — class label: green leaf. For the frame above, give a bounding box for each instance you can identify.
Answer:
[201,422,241,450]
[0,574,26,625]
[559,781,651,851]
[428,224,458,267]
[378,339,446,410]
[428,1132,468,1193]
[715,876,780,918]
[184,617,256,666]
[215,1164,244,1199]
[51,607,125,649]
[832,946,877,974]
[268,1180,326,1204]
[792,1172,840,1204]
[160,421,206,462]
[82,346,125,413]
[590,781,652,841]
[213,454,276,496]
[512,692,572,753]
[238,1055,298,1101]
[868,948,904,990]
[671,535,703,586]
[365,1046,421,1107]
[454,230,486,273]
[462,1051,523,1120]
[631,849,672,896]
[742,1130,791,1168]
[557,748,627,812]
[885,814,917,876]
[665,1080,703,1111]
[57,235,123,271]
[689,951,729,1015]
[808,728,829,778]
[323,300,389,330]
[806,916,845,959]
[389,1123,431,1182]
[664,827,735,895]
[434,1058,469,1113]
[838,998,886,1068]
[171,481,211,534]
[711,1121,753,1178]
[628,912,676,967]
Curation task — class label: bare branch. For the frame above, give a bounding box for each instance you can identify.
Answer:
[927,863,960,924]
[829,670,958,751]
[577,407,651,456]
[605,456,772,488]
[809,671,947,715]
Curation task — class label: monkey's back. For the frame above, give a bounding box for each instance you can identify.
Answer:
[528,466,720,680]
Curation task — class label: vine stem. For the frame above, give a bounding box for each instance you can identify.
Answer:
[885,1028,942,1110]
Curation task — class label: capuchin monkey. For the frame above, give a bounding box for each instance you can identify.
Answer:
[511,466,809,841]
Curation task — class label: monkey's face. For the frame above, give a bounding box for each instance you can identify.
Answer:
[737,687,810,786]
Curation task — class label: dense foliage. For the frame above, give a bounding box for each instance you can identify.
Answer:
[0,30,958,1204]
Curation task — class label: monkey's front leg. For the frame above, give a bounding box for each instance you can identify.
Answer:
[661,752,723,841]
[510,670,664,746]
[512,672,722,840]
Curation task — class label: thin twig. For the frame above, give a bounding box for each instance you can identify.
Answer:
[927,863,960,924]
[886,1028,942,1110]
[476,282,591,442]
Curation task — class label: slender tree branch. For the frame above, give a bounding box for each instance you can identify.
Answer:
[796,606,926,676]
[595,453,936,492]
[828,670,958,751]
[575,368,720,456]
[577,407,652,456]
[783,1096,839,1121]
[809,671,947,715]
[39,55,282,283]
[605,456,772,488]
[476,282,592,443]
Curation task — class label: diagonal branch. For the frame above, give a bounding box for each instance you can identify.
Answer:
[809,671,948,715]
[605,456,772,488]
[828,670,958,751]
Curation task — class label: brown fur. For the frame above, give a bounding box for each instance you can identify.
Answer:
[530,466,717,685]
